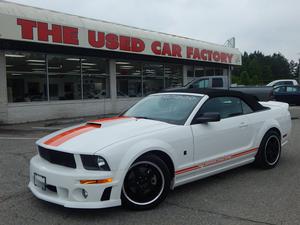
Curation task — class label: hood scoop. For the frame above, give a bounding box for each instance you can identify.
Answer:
[86,116,136,128]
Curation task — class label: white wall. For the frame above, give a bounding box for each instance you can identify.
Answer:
[0,51,8,123]
[6,98,141,124]
[0,57,141,124]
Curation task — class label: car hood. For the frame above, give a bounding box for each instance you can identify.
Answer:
[37,117,174,154]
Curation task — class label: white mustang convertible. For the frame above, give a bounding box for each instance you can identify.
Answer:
[29,89,291,210]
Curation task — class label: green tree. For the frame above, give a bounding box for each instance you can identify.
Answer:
[240,71,251,85]
[232,51,293,85]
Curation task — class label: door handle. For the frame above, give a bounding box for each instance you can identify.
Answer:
[239,122,248,128]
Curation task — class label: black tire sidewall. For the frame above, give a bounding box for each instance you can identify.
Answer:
[255,130,281,169]
[121,154,171,210]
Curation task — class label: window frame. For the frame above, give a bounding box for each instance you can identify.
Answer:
[211,78,224,88]
[192,96,255,122]
[190,78,209,89]
[6,51,110,103]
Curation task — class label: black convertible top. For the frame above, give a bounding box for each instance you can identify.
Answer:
[161,88,266,112]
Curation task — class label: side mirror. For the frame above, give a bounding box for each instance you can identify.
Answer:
[194,112,221,124]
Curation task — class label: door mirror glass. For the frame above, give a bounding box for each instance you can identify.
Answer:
[194,112,221,124]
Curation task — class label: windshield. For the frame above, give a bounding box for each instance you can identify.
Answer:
[123,94,202,125]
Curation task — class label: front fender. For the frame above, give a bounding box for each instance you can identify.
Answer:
[117,138,176,173]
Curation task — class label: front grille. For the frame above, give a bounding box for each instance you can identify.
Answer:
[38,146,76,168]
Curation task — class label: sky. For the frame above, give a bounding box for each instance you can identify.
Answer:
[7,0,300,61]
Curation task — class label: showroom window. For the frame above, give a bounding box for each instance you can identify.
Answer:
[116,61,183,97]
[116,61,142,97]
[187,65,194,77]
[82,57,109,99]
[215,68,223,75]
[164,64,183,88]
[6,51,47,102]
[206,68,215,76]
[143,63,164,96]
[6,51,110,102]
[194,66,205,77]
[48,55,82,100]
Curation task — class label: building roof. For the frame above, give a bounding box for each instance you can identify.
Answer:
[0,0,242,65]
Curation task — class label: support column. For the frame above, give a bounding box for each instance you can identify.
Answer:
[0,50,8,123]
[109,59,117,113]
[227,65,232,89]
[183,65,188,85]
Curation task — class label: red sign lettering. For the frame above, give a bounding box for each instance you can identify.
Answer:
[88,30,145,53]
[172,44,182,58]
[186,47,233,63]
[17,18,36,40]
[17,18,78,45]
[131,38,145,52]
[88,30,105,48]
[37,22,62,43]
[151,41,161,55]
[16,18,235,64]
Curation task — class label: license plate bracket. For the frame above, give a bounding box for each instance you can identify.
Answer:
[34,173,46,191]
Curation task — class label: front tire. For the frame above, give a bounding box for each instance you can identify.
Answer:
[255,130,281,169]
[121,154,171,210]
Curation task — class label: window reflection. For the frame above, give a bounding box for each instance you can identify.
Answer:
[143,63,164,95]
[143,63,164,77]
[164,64,183,88]
[48,55,81,100]
[82,57,109,99]
[5,51,232,102]
[195,66,205,77]
[116,61,142,97]
[6,51,47,102]
[143,77,164,96]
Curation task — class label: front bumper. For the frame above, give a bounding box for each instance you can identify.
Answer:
[29,155,122,208]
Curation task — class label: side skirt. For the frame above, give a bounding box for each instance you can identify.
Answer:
[173,157,255,188]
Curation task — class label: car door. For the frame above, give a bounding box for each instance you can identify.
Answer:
[286,86,299,105]
[189,78,209,89]
[295,87,300,105]
[211,77,224,89]
[274,86,288,103]
[191,96,255,166]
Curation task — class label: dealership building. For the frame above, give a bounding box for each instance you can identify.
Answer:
[0,1,242,124]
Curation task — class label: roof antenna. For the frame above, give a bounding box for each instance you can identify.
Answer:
[224,37,235,48]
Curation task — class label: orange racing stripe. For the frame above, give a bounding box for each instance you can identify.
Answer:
[89,116,130,123]
[44,116,130,147]
[175,147,258,175]
[44,124,100,147]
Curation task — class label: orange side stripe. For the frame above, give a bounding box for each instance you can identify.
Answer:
[175,147,258,175]
[44,124,100,147]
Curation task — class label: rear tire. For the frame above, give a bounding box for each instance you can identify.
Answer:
[121,154,171,210]
[255,130,281,169]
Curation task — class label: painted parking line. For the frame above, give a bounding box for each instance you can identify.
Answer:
[0,137,38,140]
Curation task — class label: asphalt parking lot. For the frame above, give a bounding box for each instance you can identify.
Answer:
[0,109,299,225]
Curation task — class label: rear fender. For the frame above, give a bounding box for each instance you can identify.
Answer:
[254,119,281,148]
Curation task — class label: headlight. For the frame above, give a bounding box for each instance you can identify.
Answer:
[80,155,110,171]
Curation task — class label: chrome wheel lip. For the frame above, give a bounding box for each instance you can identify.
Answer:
[122,161,165,206]
[264,135,281,166]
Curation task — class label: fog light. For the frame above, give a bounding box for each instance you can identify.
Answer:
[82,189,88,199]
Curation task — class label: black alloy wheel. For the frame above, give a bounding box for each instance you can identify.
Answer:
[255,130,281,169]
[122,154,171,210]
